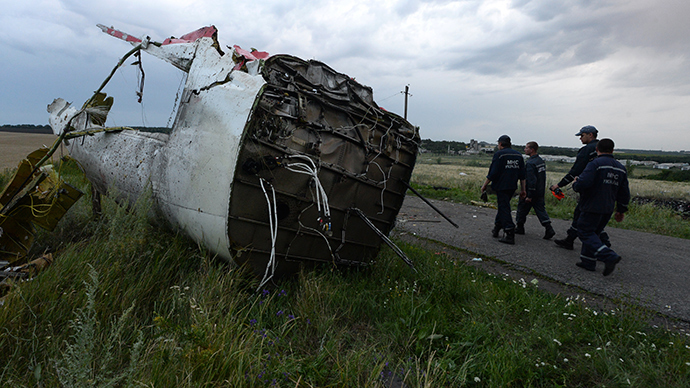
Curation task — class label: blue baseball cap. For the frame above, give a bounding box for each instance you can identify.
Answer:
[575,125,598,136]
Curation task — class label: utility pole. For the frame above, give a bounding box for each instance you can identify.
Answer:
[403,85,409,120]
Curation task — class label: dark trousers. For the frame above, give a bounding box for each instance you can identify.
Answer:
[576,211,620,265]
[566,202,582,238]
[516,196,550,226]
[495,190,516,231]
[568,201,610,245]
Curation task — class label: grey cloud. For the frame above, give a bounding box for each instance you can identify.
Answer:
[439,3,620,76]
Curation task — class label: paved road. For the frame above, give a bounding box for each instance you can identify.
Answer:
[394,196,690,323]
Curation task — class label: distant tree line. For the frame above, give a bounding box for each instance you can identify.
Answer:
[420,139,468,153]
[420,139,690,163]
[421,138,579,156]
[615,152,690,164]
[0,124,52,134]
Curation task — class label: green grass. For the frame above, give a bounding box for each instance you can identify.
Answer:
[1,160,690,386]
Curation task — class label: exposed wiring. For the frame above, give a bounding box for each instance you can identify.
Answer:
[256,178,278,291]
[167,72,188,128]
[282,155,331,234]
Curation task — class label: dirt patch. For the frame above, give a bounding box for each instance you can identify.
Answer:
[0,132,64,170]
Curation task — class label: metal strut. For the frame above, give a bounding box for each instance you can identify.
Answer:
[400,180,459,228]
[350,208,415,271]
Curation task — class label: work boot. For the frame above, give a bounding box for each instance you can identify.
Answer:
[543,224,556,240]
[554,235,575,250]
[492,224,501,238]
[515,223,525,235]
[603,256,622,276]
[499,229,515,245]
[576,261,596,271]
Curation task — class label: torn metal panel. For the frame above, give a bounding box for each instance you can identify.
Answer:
[0,149,83,265]
[47,25,420,278]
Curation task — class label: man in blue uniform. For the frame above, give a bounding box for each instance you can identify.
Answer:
[572,138,630,276]
[481,135,526,245]
[515,141,556,239]
[550,125,605,250]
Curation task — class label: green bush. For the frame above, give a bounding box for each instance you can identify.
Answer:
[643,169,690,182]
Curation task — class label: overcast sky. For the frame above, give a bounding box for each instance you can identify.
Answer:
[2,0,689,150]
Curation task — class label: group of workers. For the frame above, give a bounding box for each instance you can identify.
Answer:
[480,125,631,276]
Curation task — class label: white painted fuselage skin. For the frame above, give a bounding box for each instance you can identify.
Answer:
[50,37,266,262]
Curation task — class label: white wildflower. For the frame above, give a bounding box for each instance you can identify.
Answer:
[553,339,562,346]
[474,377,481,382]
[585,353,591,358]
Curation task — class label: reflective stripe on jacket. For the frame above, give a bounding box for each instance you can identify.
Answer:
[572,154,630,214]
[526,155,546,199]
[557,139,599,187]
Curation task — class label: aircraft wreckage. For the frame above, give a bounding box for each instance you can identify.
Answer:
[3,25,425,287]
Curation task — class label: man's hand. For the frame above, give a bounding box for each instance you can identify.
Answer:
[525,197,532,203]
[549,184,559,192]
[614,212,625,222]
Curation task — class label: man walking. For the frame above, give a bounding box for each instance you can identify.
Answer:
[515,141,556,239]
[481,135,526,245]
[572,138,630,276]
[549,125,602,250]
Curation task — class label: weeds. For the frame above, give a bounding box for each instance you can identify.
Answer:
[53,266,144,388]
[1,159,690,387]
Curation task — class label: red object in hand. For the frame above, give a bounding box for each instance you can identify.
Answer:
[551,187,565,200]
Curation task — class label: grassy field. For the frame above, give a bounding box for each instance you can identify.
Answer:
[1,153,690,386]
[412,154,690,239]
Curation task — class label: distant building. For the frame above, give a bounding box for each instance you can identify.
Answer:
[540,155,576,163]
[618,160,658,167]
[654,163,689,170]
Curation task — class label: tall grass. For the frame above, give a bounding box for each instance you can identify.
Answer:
[1,159,690,387]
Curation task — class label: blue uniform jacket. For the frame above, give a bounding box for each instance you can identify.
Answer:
[572,154,630,214]
[487,148,525,192]
[525,155,546,199]
[557,139,599,187]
